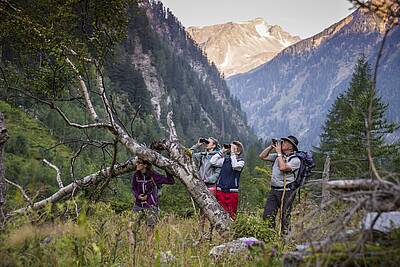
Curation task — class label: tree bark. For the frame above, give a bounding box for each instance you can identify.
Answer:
[325,179,400,211]
[325,179,394,191]
[0,112,8,208]
[43,159,63,188]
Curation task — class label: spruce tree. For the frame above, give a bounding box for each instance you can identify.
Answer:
[317,56,398,179]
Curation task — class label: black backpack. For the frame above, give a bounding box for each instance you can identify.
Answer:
[288,151,315,189]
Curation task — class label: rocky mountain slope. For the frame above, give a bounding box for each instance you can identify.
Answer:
[187,18,300,77]
[227,9,400,149]
[108,0,255,144]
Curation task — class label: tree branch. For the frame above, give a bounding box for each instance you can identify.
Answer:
[167,111,178,142]
[5,178,31,204]
[96,65,115,126]
[42,159,63,188]
[8,158,137,216]
[65,57,99,122]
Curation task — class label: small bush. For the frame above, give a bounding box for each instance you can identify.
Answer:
[233,213,277,242]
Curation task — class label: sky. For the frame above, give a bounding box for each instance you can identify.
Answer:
[160,0,355,39]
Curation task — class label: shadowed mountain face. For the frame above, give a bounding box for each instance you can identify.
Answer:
[227,10,400,149]
[187,18,300,77]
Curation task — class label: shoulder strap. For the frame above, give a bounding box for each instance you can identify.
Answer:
[287,153,299,162]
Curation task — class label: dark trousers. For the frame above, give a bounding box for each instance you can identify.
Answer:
[263,189,297,235]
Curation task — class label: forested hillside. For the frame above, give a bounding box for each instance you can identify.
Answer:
[107,0,254,144]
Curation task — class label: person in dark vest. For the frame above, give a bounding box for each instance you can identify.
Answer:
[190,137,221,240]
[210,141,245,220]
[259,135,300,235]
[131,157,175,228]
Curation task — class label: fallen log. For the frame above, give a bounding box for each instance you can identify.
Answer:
[324,179,396,191]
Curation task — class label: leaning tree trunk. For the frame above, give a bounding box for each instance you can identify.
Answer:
[114,120,232,237]
[0,112,8,210]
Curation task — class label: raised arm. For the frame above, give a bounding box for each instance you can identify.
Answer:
[210,152,225,167]
[190,138,205,152]
[275,142,299,172]
[152,170,175,185]
[231,154,245,171]
[259,145,274,161]
[190,140,204,162]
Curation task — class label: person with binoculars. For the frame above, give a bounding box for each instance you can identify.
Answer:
[259,135,300,235]
[210,141,245,220]
[190,137,220,240]
[191,137,221,189]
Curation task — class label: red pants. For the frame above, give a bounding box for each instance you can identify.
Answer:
[216,191,239,220]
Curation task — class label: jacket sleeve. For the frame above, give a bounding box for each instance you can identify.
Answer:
[152,170,175,185]
[231,154,245,171]
[192,152,203,164]
[190,144,204,164]
[210,152,225,167]
[190,143,202,151]
[206,167,221,184]
[131,174,139,198]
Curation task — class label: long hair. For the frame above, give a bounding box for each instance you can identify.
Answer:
[136,158,153,173]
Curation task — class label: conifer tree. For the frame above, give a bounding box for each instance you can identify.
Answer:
[317,56,398,179]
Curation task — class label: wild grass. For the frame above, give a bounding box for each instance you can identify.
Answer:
[0,202,283,267]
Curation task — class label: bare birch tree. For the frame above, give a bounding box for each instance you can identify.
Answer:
[0,112,8,223]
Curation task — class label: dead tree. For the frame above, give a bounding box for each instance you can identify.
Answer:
[0,112,8,221]
[7,56,232,237]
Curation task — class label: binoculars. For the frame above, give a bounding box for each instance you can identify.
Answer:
[199,138,210,144]
[272,138,283,145]
[223,144,231,149]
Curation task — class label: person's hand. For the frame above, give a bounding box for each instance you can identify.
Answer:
[138,194,147,201]
[275,142,282,154]
[197,138,204,146]
[221,147,229,154]
[231,144,240,155]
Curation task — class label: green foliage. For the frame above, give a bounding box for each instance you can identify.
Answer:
[159,180,194,217]
[316,56,399,179]
[0,101,72,204]
[0,202,282,267]
[5,134,28,155]
[233,213,277,243]
[239,166,270,211]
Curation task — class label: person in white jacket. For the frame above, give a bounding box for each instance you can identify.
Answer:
[190,137,220,240]
[210,141,245,220]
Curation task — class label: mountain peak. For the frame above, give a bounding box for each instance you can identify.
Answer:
[187,19,300,77]
[236,17,266,24]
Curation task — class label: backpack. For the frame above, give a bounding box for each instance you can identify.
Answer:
[288,151,315,189]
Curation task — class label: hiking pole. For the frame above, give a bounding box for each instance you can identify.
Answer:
[278,174,287,237]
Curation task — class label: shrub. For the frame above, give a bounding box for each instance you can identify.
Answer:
[233,213,277,243]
